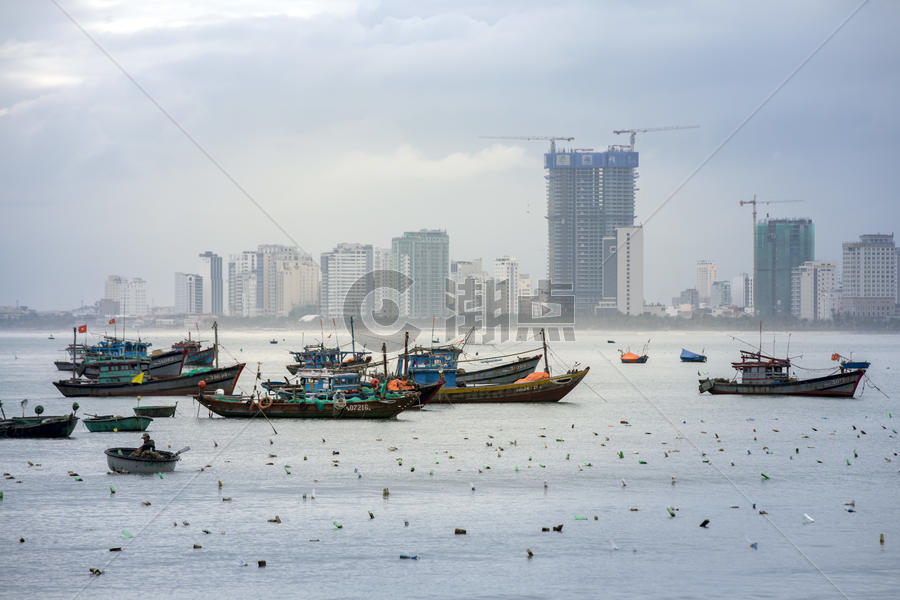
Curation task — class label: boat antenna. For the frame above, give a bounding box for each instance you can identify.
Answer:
[71,326,78,382]
[786,333,791,361]
[540,328,550,375]
[431,317,436,349]
[320,318,325,348]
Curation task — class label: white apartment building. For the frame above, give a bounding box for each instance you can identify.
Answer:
[791,261,836,320]
[840,234,897,318]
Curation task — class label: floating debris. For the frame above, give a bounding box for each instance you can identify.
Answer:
[526,548,534,559]
[109,547,121,552]
[803,513,815,524]
[667,507,676,518]
[368,511,374,519]
[699,519,710,528]
[268,515,281,524]
[552,524,563,532]
[400,554,418,560]
[193,544,202,549]
[760,472,770,480]
[122,530,133,538]
[89,568,102,576]
[454,528,466,535]
[258,560,266,568]
[333,521,343,529]
[880,533,885,545]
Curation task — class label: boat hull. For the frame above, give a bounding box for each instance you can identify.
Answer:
[105,447,179,473]
[699,369,866,398]
[53,364,245,398]
[195,391,420,419]
[621,356,648,364]
[435,368,589,404]
[55,360,75,372]
[84,416,153,432]
[456,355,542,385]
[133,405,177,418]
[680,356,707,363]
[0,414,79,438]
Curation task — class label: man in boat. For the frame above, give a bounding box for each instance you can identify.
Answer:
[131,433,162,459]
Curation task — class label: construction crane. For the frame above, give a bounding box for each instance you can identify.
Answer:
[479,136,575,153]
[739,194,803,315]
[611,125,699,151]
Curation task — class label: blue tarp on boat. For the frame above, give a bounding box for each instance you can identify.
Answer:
[680,348,707,362]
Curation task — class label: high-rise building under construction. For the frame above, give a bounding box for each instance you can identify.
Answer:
[545,147,638,313]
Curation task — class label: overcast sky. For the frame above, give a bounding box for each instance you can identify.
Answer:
[2,0,898,310]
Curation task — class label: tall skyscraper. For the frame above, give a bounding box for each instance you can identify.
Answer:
[616,226,643,316]
[392,230,450,318]
[695,261,717,303]
[103,275,147,316]
[198,251,223,316]
[276,253,319,317]
[840,234,897,318]
[791,261,836,320]
[493,256,520,315]
[754,218,814,317]
[321,243,374,317]
[174,273,203,315]
[546,146,638,314]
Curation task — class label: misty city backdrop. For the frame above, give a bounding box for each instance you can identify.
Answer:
[2,1,899,329]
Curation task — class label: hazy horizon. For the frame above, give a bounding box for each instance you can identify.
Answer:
[2,0,898,310]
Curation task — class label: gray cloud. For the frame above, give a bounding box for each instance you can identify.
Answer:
[1,0,898,309]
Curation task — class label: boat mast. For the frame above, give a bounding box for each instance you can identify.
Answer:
[349,315,356,357]
[382,343,388,380]
[540,328,550,375]
[72,326,77,382]
[404,331,409,377]
[213,320,219,369]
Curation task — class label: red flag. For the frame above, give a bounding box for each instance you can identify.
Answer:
[77,325,87,333]
[109,318,116,325]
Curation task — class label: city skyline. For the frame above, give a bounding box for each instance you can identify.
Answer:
[2,2,899,310]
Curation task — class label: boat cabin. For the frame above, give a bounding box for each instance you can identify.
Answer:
[732,351,791,384]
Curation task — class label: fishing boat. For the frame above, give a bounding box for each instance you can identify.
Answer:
[48,333,55,340]
[105,447,187,474]
[620,351,648,364]
[84,415,153,432]
[195,387,422,419]
[699,350,867,397]
[270,339,278,344]
[620,340,650,363]
[680,348,707,363]
[133,404,177,418]
[53,363,245,398]
[406,329,589,404]
[434,368,589,403]
[0,402,80,438]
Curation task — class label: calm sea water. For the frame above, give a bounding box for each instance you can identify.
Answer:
[0,329,898,599]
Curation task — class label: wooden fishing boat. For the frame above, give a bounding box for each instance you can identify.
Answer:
[133,404,177,418]
[680,348,707,363]
[55,360,76,372]
[0,414,79,438]
[699,350,867,397]
[434,368,589,404]
[456,354,542,385]
[84,415,152,432]
[195,388,421,419]
[105,447,186,474]
[53,363,245,398]
[171,334,215,366]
